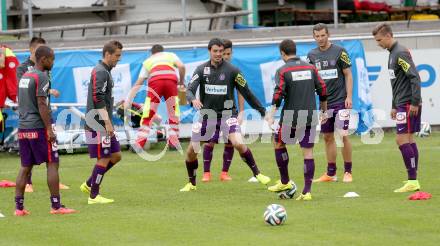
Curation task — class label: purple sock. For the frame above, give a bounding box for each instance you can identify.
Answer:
[303,159,315,194]
[240,149,260,176]
[50,195,61,209]
[27,171,32,185]
[275,148,290,184]
[203,145,214,173]
[327,162,336,176]
[222,145,234,172]
[399,143,417,180]
[15,196,24,210]
[344,162,352,173]
[86,161,115,186]
[411,143,419,170]
[185,159,199,185]
[90,164,106,199]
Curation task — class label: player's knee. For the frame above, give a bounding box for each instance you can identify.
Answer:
[206,142,215,148]
[233,143,246,153]
[274,142,285,149]
[323,133,334,143]
[112,153,122,163]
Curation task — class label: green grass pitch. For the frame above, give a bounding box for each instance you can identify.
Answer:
[1,132,439,245]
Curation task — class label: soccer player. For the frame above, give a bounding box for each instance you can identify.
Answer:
[307,23,354,183]
[201,39,245,182]
[14,46,76,216]
[180,38,270,192]
[126,44,185,151]
[265,39,327,201]
[80,41,123,204]
[372,23,422,192]
[16,37,67,193]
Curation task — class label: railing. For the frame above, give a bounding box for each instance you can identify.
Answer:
[0,10,251,40]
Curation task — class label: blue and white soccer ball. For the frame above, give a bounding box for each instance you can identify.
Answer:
[278,181,297,199]
[264,204,287,226]
[416,122,431,138]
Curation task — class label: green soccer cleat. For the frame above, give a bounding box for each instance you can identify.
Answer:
[88,195,114,205]
[268,180,294,192]
[394,180,421,193]
[256,173,271,185]
[296,192,312,201]
[179,182,197,192]
[80,182,91,195]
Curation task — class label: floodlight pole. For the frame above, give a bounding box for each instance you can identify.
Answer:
[27,0,33,37]
[181,0,187,36]
[333,0,338,29]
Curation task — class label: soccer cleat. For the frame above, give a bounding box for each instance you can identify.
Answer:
[88,195,114,205]
[220,171,232,181]
[313,173,337,183]
[394,180,421,193]
[14,209,30,216]
[179,182,197,192]
[59,183,70,190]
[25,184,34,193]
[80,182,91,194]
[50,206,77,215]
[256,173,271,185]
[296,192,312,201]
[202,172,211,182]
[268,180,294,192]
[343,172,353,183]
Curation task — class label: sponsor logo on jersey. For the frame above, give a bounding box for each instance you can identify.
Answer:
[291,70,312,81]
[19,78,30,88]
[205,84,227,95]
[318,69,338,80]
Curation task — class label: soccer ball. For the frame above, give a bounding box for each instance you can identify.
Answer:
[278,181,297,199]
[263,204,287,226]
[416,122,431,138]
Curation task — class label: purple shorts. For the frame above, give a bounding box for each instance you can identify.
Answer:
[321,102,350,133]
[86,131,121,159]
[395,104,422,134]
[274,125,317,148]
[18,128,59,167]
[191,116,240,143]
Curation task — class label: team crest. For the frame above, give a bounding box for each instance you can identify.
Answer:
[219,73,225,81]
[235,73,247,87]
[398,57,410,73]
[340,51,351,65]
[204,67,211,75]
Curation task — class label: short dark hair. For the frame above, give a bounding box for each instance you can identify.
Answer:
[35,46,53,62]
[208,38,224,50]
[372,23,393,37]
[151,44,164,54]
[313,23,329,35]
[223,39,233,49]
[279,39,296,56]
[102,40,123,57]
[29,37,46,48]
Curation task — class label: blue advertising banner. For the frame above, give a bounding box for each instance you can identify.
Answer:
[5,40,372,133]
